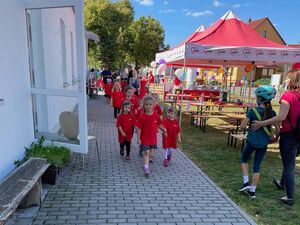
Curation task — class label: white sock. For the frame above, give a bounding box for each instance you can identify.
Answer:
[163,150,168,159]
[243,176,249,184]
[250,185,256,192]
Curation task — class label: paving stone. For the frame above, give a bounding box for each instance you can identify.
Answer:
[6,97,257,225]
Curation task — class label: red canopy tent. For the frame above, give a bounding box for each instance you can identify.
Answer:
[156,11,300,125]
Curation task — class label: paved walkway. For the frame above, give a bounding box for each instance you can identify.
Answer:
[30,97,257,225]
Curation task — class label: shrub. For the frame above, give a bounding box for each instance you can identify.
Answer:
[15,136,71,167]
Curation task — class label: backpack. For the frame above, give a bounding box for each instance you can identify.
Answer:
[287,94,300,142]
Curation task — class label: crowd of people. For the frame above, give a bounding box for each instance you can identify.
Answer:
[93,63,300,205]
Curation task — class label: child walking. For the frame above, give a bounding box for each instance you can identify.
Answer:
[116,100,135,161]
[162,106,181,167]
[111,82,124,119]
[122,85,139,116]
[136,95,167,176]
[104,79,113,104]
[239,85,279,198]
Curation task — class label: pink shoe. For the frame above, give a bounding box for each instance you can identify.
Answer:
[163,159,168,167]
[167,154,172,162]
[144,166,150,175]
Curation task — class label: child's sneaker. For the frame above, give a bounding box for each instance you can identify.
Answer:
[239,182,251,192]
[126,156,130,161]
[144,166,150,175]
[120,149,124,156]
[163,159,169,167]
[246,190,256,199]
[167,154,172,162]
[149,156,154,163]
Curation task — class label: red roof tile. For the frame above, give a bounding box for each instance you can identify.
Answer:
[248,18,267,29]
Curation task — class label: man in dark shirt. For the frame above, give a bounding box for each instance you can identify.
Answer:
[101,64,112,84]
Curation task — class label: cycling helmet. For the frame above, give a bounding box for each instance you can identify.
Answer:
[254,85,276,103]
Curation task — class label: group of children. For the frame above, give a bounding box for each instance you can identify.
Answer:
[110,80,181,176]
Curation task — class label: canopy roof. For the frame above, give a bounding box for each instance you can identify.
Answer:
[156,11,300,66]
[175,25,206,48]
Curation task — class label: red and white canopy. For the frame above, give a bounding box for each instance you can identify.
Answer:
[156,11,300,66]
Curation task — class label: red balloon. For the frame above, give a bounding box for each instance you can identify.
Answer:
[173,76,181,85]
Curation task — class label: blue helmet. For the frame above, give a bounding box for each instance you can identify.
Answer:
[254,85,276,103]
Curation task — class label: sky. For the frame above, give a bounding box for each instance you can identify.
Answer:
[130,0,300,48]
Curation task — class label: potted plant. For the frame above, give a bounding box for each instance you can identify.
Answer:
[15,136,71,185]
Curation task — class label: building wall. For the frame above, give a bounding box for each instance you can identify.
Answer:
[0,0,34,181]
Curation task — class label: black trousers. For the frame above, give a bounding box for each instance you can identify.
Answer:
[114,107,121,118]
[120,141,131,156]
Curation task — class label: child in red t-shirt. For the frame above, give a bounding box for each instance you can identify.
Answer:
[122,85,139,116]
[116,100,135,161]
[111,82,124,119]
[104,79,113,103]
[162,106,181,167]
[136,95,167,176]
[152,93,163,119]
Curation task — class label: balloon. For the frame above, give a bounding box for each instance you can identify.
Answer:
[203,72,207,78]
[210,75,215,81]
[178,73,185,81]
[175,68,183,77]
[150,61,157,68]
[173,76,181,85]
[244,64,253,72]
[158,64,167,73]
[159,59,166,64]
[143,67,148,75]
[217,67,223,74]
[195,71,199,76]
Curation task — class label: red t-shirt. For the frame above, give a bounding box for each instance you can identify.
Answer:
[138,79,148,99]
[154,104,163,116]
[121,96,139,115]
[136,113,162,145]
[149,74,154,84]
[116,113,135,143]
[111,91,124,108]
[135,108,144,124]
[280,91,300,133]
[162,118,180,149]
[104,83,113,96]
[121,80,127,90]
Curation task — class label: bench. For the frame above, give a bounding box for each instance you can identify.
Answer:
[227,129,247,152]
[192,114,229,132]
[0,158,49,225]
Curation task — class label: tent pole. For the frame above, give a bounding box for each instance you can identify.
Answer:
[179,47,187,127]
[248,65,256,103]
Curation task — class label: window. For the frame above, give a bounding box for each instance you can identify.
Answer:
[262,30,267,38]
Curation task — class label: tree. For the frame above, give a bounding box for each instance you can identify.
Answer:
[125,16,165,67]
[84,0,134,69]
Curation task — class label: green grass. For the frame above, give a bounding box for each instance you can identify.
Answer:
[180,114,300,225]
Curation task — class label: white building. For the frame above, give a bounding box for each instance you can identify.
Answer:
[0,0,89,181]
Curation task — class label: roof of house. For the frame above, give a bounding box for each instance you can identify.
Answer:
[248,17,286,45]
[287,44,300,48]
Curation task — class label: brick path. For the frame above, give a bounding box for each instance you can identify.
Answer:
[31,97,257,225]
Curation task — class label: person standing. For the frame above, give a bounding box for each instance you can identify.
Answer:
[162,106,181,167]
[111,82,124,119]
[252,71,300,206]
[136,95,167,176]
[101,64,112,84]
[116,100,135,161]
[238,86,278,199]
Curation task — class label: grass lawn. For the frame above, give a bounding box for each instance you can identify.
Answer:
[180,113,300,225]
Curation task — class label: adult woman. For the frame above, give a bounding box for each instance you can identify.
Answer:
[252,70,300,206]
[129,70,139,96]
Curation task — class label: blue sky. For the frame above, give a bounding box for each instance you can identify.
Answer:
[130,0,300,47]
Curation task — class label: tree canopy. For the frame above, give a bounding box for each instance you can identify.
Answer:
[84,0,166,69]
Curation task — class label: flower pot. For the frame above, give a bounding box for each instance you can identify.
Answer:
[42,165,58,185]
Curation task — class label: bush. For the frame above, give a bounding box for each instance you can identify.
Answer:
[254,78,271,86]
[15,136,71,167]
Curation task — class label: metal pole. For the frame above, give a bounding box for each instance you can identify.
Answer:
[248,65,256,103]
[179,46,187,127]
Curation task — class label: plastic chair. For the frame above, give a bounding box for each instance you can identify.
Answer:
[59,111,100,168]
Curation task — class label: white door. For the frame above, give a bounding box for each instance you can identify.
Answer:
[25,1,88,153]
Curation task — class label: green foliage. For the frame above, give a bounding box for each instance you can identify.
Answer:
[84,0,166,69]
[254,78,271,86]
[124,16,165,66]
[14,136,71,167]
